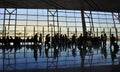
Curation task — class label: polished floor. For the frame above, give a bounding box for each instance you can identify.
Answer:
[0,41,120,72]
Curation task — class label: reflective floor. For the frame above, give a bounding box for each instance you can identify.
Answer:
[0,41,120,72]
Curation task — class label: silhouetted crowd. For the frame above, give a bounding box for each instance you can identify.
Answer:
[0,32,119,63]
[0,32,119,52]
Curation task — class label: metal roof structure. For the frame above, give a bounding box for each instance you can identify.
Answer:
[0,0,120,12]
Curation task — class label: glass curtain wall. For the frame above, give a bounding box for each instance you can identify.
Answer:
[0,8,120,40]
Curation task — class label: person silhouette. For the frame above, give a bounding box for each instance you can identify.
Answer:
[110,34,116,46]
[78,34,83,50]
[33,33,38,45]
[45,34,50,49]
[72,34,77,49]
[39,34,42,45]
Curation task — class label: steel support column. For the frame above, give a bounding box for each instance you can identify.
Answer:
[80,0,86,36]
[14,8,17,38]
[47,9,58,35]
[2,8,6,37]
[112,12,118,41]
[2,8,17,38]
[81,10,86,36]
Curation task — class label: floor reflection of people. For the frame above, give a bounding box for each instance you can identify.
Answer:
[72,48,76,57]
[2,45,6,54]
[53,48,59,59]
[101,46,107,59]
[39,45,42,56]
[33,45,38,62]
[45,48,49,58]
[109,34,119,64]
[14,45,21,53]
[79,46,86,67]
[111,42,119,64]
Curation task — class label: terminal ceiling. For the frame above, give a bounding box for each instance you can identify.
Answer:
[0,0,120,12]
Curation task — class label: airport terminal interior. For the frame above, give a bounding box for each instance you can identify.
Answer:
[0,0,120,72]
